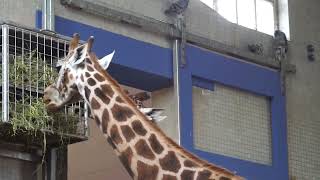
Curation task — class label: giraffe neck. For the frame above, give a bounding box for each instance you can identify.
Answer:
[78,55,242,180]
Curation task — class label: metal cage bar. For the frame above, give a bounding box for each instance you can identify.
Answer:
[2,25,9,123]
[0,23,88,143]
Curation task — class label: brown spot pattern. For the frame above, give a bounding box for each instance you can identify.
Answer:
[101,109,109,133]
[220,177,231,180]
[91,97,101,109]
[116,96,124,103]
[162,175,177,180]
[63,71,69,84]
[85,58,92,64]
[87,65,94,72]
[119,147,134,177]
[70,84,78,91]
[159,151,181,173]
[107,137,117,149]
[84,86,91,100]
[181,170,195,180]
[197,170,212,180]
[148,134,164,154]
[93,73,104,82]
[134,139,155,160]
[85,72,91,78]
[110,125,123,145]
[101,84,114,97]
[137,161,158,180]
[94,115,101,127]
[78,63,85,69]
[120,125,135,142]
[95,87,110,104]
[87,78,96,86]
[80,74,84,82]
[131,120,147,136]
[111,104,134,122]
[94,63,100,70]
[184,160,198,168]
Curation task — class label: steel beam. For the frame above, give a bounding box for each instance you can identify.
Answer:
[0,148,41,162]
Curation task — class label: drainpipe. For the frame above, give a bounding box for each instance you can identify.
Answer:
[43,1,57,180]
[173,40,181,145]
[42,0,55,31]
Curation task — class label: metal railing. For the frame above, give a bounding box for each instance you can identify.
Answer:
[0,23,88,142]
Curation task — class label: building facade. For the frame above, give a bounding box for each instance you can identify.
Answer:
[0,0,319,179]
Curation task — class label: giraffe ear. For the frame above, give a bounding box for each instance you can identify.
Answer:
[98,50,115,69]
[69,33,80,51]
[56,59,63,68]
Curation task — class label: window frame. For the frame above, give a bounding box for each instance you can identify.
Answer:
[179,44,289,179]
[205,0,279,35]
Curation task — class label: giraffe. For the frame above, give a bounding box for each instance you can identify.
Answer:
[43,33,244,180]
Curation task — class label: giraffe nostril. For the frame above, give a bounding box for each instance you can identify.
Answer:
[43,98,51,104]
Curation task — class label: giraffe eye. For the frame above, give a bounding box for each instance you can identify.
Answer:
[56,66,62,72]
[74,46,84,62]
[74,51,80,61]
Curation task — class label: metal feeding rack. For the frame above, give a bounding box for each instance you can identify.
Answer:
[0,23,88,147]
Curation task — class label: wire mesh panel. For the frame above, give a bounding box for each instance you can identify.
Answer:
[0,156,37,180]
[0,24,88,145]
[288,116,320,179]
[192,83,272,165]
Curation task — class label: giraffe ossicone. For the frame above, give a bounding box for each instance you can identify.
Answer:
[43,33,244,180]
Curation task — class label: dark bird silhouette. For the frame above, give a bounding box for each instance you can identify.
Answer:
[273,30,288,61]
[165,0,190,16]
[274,30,288,53]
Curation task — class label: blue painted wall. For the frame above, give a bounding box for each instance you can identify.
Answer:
[180,45,289,180]
[36,11,172,91]
[36,11,288,179]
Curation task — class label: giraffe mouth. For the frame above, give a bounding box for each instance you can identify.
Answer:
[43,84,65,112]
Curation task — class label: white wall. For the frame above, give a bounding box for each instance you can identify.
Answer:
[286,0,320,179]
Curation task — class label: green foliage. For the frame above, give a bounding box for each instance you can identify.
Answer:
[0,51,80,138]
[8,51,58,88]
[10,97,79,136]
[10,98,51,134]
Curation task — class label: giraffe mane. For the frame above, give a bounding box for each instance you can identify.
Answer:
[88,52,241,178]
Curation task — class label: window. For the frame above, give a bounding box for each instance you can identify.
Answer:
[200,0,275,35]
[192,83,272,165]
[180,45,289,179]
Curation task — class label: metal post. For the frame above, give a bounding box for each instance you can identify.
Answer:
[50,148,57,180]
[2,25,9,123]
[43,0,55,31]
[84,103,89,136]
[173,40,181,145]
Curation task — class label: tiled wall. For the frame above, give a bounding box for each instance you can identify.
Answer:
[192,83,272,165]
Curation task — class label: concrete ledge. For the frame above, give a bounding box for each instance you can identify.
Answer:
[60,0,296,71]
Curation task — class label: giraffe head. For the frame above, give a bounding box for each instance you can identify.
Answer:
[43,33,114,111]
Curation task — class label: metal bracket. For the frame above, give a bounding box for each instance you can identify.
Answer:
[180,20,187,67]
[277,47,296,96]
[175,16,187,67]
[280,62,296,96]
